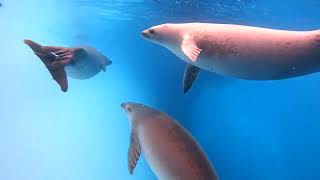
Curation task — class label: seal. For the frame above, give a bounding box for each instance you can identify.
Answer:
[142,23,320,93]
[24,39,112,92]
[121,102,218,180]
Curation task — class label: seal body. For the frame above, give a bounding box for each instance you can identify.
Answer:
[122,102,218,180]
[24,39,112,92]
[65,46,112,79]
[142,23,320,80]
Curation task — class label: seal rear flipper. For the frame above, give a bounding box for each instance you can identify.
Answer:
[47,66,68,92]
[24,39,43,53]
[183,64,200,94]
[24,39,68,92]
[181,35,202,62]
[128,129,141,175]
[38,54,69,92]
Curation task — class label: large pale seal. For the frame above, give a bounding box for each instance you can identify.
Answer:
[121,102,218,180]
[141,23,320,93]
[24,39,112,92]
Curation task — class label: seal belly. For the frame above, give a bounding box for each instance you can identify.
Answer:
[194,27,320,80]
[65,56,101,79]
[138,118,218,180]
[65,46,107,79]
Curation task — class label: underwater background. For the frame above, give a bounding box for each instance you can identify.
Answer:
[1,0,320,179]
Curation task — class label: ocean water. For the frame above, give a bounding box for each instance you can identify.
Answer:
[1,0,320,180]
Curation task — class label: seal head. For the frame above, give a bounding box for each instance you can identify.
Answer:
[141,24,184,48]
[142,24,201,94]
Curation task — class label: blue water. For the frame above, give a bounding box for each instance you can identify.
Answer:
[1,0,320,179]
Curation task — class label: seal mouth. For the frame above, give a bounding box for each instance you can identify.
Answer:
[141,30,150,39]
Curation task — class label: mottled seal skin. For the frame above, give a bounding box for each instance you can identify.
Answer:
[142,23,320,92]
[121,102,218,180]
[24,39,112,92]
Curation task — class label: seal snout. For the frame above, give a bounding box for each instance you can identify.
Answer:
[141,30,151,39]
[121,103,133,114]
[121,103,127,109]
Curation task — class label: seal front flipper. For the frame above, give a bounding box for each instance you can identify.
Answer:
[181,35,202,62]
[24,39,69,92]
[128,129,141,175]
[183,64,200,94]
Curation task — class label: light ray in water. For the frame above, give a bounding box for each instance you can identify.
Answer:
[71,0,259,22]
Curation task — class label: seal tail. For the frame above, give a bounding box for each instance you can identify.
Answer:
[24,39,68,92]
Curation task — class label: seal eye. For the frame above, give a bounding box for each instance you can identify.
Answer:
[149,29,155,34]
[127,107,132,112]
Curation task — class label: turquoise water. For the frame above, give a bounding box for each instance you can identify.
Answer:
[1,0,320,179]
